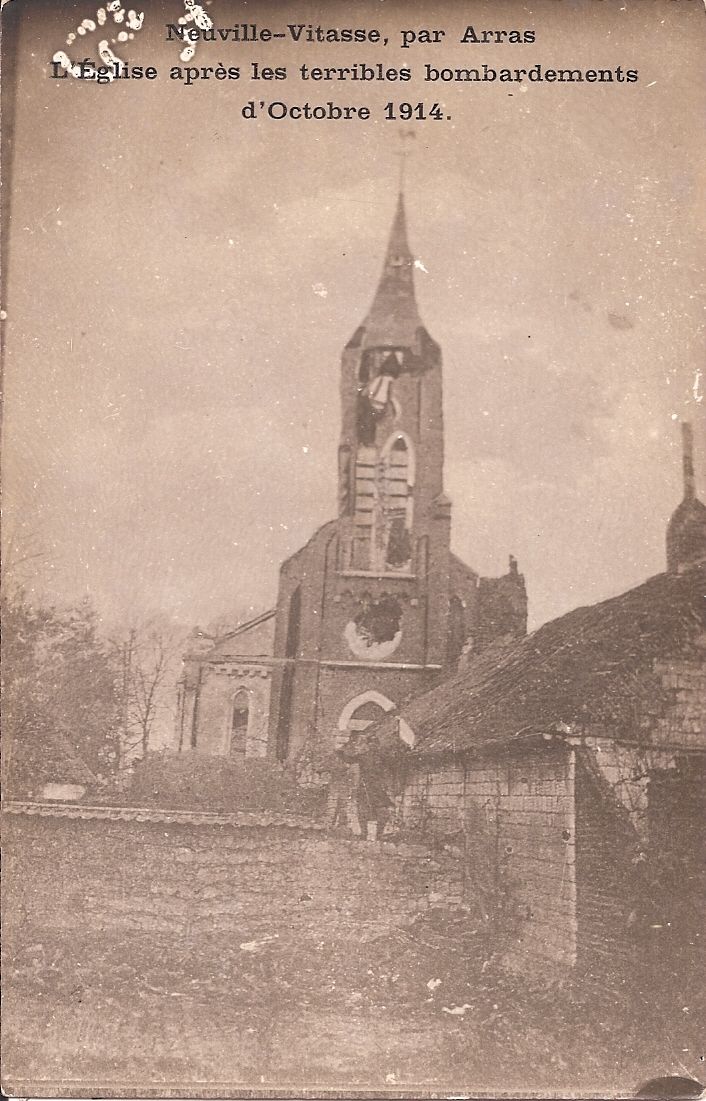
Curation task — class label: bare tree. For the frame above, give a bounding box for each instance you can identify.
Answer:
[113,617,189,770]
[1,526,46,589]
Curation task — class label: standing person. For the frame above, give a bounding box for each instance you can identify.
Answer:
[342,732,394,840]
[325,747,355,831]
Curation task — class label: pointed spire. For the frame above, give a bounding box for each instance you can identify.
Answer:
[386,191,414,268]
[362,192,424,349]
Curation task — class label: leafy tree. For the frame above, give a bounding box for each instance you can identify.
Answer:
[1,589,122,799]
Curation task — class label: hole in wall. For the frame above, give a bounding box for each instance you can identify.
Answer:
[345,597,403,660]
[353,597,402,645]
[357,391,376,446]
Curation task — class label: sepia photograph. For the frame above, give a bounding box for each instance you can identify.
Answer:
[1,0,705,1096]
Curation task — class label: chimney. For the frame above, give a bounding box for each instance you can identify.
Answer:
[666,419,706,573]
[682,421,696,501]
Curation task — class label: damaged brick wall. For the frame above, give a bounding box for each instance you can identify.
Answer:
[400,744,577,972]
[475,562,528,652]
[3,814,462,945]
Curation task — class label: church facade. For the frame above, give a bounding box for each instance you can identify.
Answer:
[175,194,527,763]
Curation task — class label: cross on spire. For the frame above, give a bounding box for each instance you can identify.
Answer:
[394,129,416,194]
[362,187,422,348]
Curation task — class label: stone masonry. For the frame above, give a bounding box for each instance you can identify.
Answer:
[400,744,577,971]
[3,813,462,945]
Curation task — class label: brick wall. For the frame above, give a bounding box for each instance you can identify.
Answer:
[316,665,439,745]
[400,743,577,972]
[3,814,462,945]
[475,568,528,652]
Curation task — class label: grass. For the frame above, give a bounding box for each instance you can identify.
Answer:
[3,909,703,1096]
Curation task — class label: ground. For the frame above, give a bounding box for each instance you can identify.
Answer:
[3,910,704,1096]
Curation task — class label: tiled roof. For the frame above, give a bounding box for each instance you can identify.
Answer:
[375,566,705,758]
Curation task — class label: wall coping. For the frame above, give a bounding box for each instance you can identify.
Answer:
[1,802,458,860]
[0,800,325,831]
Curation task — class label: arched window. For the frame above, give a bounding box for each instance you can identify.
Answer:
[337,690,395,745]
[230,690,249,757]
[382,432,416,487]
[381,433,415,572]
[351,430,416,573]
[347,699,389,732]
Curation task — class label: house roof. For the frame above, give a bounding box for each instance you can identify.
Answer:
[375,565,705,758]
[280,519,339,573]
[204,609,276,660]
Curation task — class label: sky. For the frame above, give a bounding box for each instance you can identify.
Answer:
[2,0,705,633]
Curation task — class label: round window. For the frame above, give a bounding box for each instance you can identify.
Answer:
[344,597,403,660]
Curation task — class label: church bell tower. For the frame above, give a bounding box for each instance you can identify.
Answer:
[338,193,445,574]
[334,192,452,667]
[268,191,527,762]
[175,186,527,762]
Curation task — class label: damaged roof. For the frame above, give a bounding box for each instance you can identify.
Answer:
[375,565,705,758]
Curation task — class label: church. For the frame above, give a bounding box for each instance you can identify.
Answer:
[174,192,528,763]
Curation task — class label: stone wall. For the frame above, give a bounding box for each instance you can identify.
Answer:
[581,739,677,842]
[653,653,706,751]
[573,750,642,977]
[573,750,705,986]
[400,743,577,972]
[3,813,462,944]
[398,734,705,980]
